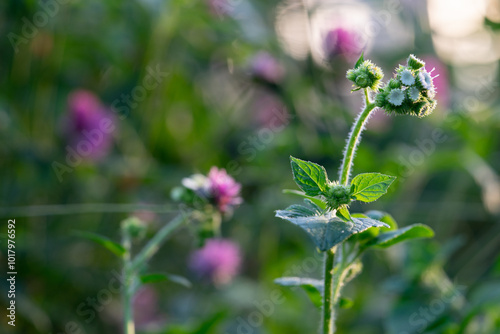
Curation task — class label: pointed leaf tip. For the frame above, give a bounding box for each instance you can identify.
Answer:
[290,156,328,197]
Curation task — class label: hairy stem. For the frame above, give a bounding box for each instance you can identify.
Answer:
[322,89,376,334]
[322,248,336,334]
[339,90,376,185]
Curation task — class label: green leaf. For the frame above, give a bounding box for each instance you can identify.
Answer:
[290,156,328,197]
[364,210,398,231]
[274,277,323,308]
[336,207,352,222]
[351,173,396,202]
[339,297,354,309]
[276,201,389,251]
[366,224,434,248]
[282,189,327,210]
[277,200,323,218]
[140,273,192,288]
[354,52,364,69]
[75,231,125,257]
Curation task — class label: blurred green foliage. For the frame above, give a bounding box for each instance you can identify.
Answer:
[1,0,500,333]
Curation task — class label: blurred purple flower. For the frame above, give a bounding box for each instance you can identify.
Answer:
[66,89,115,160]
[133,286,162,330]
[324,27,363,61]
[253,92,290,129]
[421,56,450,110]
[250,52,285,84]
[207,0,233,17]
[207,167,242,213]
[189,238,241,285]
[182,167,242,214]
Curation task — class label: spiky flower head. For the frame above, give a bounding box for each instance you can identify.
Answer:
[346,53,384,91]
[375,55,438,118]
[324,182,353,210]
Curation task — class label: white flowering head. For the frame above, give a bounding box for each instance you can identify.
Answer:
[418,71,433,90]
[388,88,405,106]
[408,86,420,101]
[400,69,415,85]
[375,54,438,118]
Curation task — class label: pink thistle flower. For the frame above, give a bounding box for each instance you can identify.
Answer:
[65,89,115,160]
[207,167,242,213]
[189,238,241,285]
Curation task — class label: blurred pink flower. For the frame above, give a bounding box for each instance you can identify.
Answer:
[182,167,242,214]
[207,0,233,17]
[66,89,115,160]
[421,56,450,110]
[133,286,162,330]
[324,27,363,61]
[208,167,243,213]
[253,92,290,129]
[250,52,285,84]
[189,238,241,285]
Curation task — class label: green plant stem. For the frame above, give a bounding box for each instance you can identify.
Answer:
[339,90,376,186]
[131,213,188,271]
[122,232,135,334]
[322,89,377,334]
[322,248,336,333]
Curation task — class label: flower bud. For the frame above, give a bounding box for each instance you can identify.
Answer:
[121,217,148,239]
[346,54,384,91]
[407,54,425,70]
[324,183,352,209]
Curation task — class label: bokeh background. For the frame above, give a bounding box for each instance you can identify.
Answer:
[2,0,500,333]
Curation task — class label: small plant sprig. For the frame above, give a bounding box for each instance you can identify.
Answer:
[275,54,437,334]
[78,167,242,334]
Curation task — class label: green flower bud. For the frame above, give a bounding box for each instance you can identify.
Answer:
[121,217,148,239]
[407,54,425,70]
[388,78,401,89]
[324,182,352,209]
[346,54,384,91]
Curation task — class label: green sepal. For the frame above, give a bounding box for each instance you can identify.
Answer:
[354,52,364,69]
[336,206,352,222]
